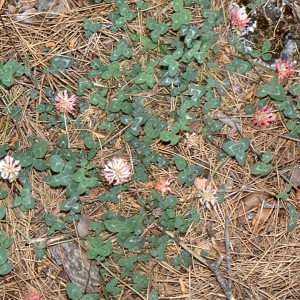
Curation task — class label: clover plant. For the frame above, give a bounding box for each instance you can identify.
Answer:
[0,231,14,275]
[83,18,100,38]
[66,282,99,300]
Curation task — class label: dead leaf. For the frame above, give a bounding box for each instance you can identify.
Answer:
[252,208,273,226]
[8,135,18,147]
[91,132,106,139]
[244,192,262,208]
[45,41,55,48]
[70,37,77,48]
[246,91,254,100]
[77,214,90,237]
[188,119,202,133]
[194,178,207,190]
[179,278,186,293]
[88,187,100,199]
[8,4,17,13]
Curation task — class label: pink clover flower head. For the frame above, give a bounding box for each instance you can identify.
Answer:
[154,177,175,197]
[275,59,293,82]
[253,105,275,128]
[0,155,21,182]
[104,157,131,186]
[230,6,251,32]
[55,90,77,114]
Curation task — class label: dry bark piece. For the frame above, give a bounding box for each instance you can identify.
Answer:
[38,0,66,16]
[188,119,202,133]
[15,8,38,23]
[76,214,90,237]
[48,241,101,293]
[290,166,300,187]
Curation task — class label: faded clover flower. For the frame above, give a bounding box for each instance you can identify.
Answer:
[55,90,77,114]
[194,178,217,209]
[104,157,131,186]
[0,155,21,182]
[154,177,175,197]
[275,59,294,82]
[230,6,251,32]
[253,105,275,128]
[20,289,40,300]
[152,207,162,218]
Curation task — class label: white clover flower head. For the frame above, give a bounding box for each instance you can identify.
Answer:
[104,157,131,186]
[55,90,77,114]
[0,155,21,182]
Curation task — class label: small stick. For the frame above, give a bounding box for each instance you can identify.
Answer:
[224,216,232,292]
[156,224,236,300]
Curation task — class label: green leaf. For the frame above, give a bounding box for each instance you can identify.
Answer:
[169,60,178,76]
[173,0,183,12]
[49,173,72,187]
[269,84,286,101]
[57,134,69,149]
[0,190,8,200]
[250,50,261,58]
[0,247,8,265]
[177,171,188,185]
[108,101,122,113]
[66,282,83,300]
[149,289,158,300]
[165,195,178,206]
[160,131,173,142]
[235,151,247,166]
[22,196,36,209]
[18,154,31,167]
[82,294,99,300]
[98,244,111,257]
[71,168,86,183]
[104,220,124,233]
[262,53,272,61]
[262,40,271,54]
[0,207,6,220]
[276,192,288,201]
[84,136,95,149]
[166,208,175,218]
[256,84,271,98]
[287,217,298,232]
[262,149,272,164]
[174,155,187,171]
[45,214,56,226]
[124,215,143,233]
[251,162,272,176]
[50,155,65,172]
[288,85,300,96]
[32,140,48,158]
[33,159,47,171]
[0,263,13,275]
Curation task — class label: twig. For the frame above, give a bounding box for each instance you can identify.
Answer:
[224,216,232,293]
[156,224,236,300]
